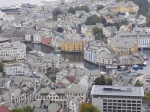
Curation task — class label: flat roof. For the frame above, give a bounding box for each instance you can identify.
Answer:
[91,85,144,97]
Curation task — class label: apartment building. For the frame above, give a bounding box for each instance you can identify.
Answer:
[118,31,150,48]
[0,42,26,60]
[60,37,92,52]
[4,63,32,76]
[84,40,115,65]
[91,85,144,112]
[107,1,139,14]
[108,38,138,57]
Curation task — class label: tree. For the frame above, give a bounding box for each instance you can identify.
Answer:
[113,20,129,30]
[11,106,32,112]
[52,8,62,20]
[106,78,112,85]
[134,81,142,86]
[93,27,105,40]
[95,75,106,85]
[0,63,4,72]
[68,5,89,14]
[85,15,102,25]
[26,46,32,52]
[97,5,104,11]
[22,106,32,112]
[79,103,100,112]
[57,27,64,33]
[143,94,150,100]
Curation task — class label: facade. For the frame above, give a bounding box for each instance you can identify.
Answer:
[84,41,115,65]
[118,32,150,48]
[4,63,32,76]
[102,26,117,38]
[107,1,139,13]
[40,54,60,73]
[25,33,32,42]
[60,37,91,52]
[108,38,138,57]
[91,85,144,112]
[0,42,26,60]
[0,88,27,107]
[33,33,41,43]
[41,36,51,45]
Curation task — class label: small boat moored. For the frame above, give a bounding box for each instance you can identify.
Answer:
[132,65,143,70]
[143,60,148,66]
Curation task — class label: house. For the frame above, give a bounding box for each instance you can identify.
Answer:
[84,40,115,65]
[4,63,32,76]
[108,38,138,56]
[102,26,117,37]
[137,15,147,25]
[107,1,139,14]
[33,32,42,43]
[91,85,144,112]
[60,37,93,52]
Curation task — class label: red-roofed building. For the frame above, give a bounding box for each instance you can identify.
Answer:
[0,106,10,112]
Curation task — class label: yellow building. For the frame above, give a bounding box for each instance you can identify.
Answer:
[108,38,138,57]
[60,38,88,52]
[108,1,139,13]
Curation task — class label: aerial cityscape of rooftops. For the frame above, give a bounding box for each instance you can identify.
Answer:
[0,0,150,112]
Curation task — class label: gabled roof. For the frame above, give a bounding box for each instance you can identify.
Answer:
[66,82,86,93]
[0,106,10,112]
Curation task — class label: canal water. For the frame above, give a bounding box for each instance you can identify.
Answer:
[25,43,150,75]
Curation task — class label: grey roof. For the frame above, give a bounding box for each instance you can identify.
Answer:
[110,38,137,49]
[0,42,26,50]
[33,108,47,112]
[48,103,61,112]
[66,82,86,93]
[91,85,144,97]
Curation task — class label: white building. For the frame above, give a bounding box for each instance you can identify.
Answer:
[102,26,117,37]
[118,31,150,48]
[0,88,27,107]
[84,40,115,65]
[4,63,32,76]
[25,33,32,42]
[3,15,16,22]
[33,33,41,43]
[91,85,144,112]
[0,42,26,60]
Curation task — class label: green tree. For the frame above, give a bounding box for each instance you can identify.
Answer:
[0,63,4,72]
[68,5,89,14]
[11,106,32,112]
[85,15,102,25]
[26,46,32,52]
[22,106,32,112]
[95,75,106,85]
[113,20,129,30]
[143,94,150,100]
[93,27,105,40]
[134,81,142,86]
[79,103,100,112]
[129,0,149,14]
[52,8,62,20]
[106,78,112,85]
[97,5,104,11]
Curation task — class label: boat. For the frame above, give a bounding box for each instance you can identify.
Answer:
[55,49,61,53]
[143,60,148,66]
[132,65,143,70]
[140,52,147,60]
[132,65,138,69]
[106,65,118,69]
[0,6,21,12]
